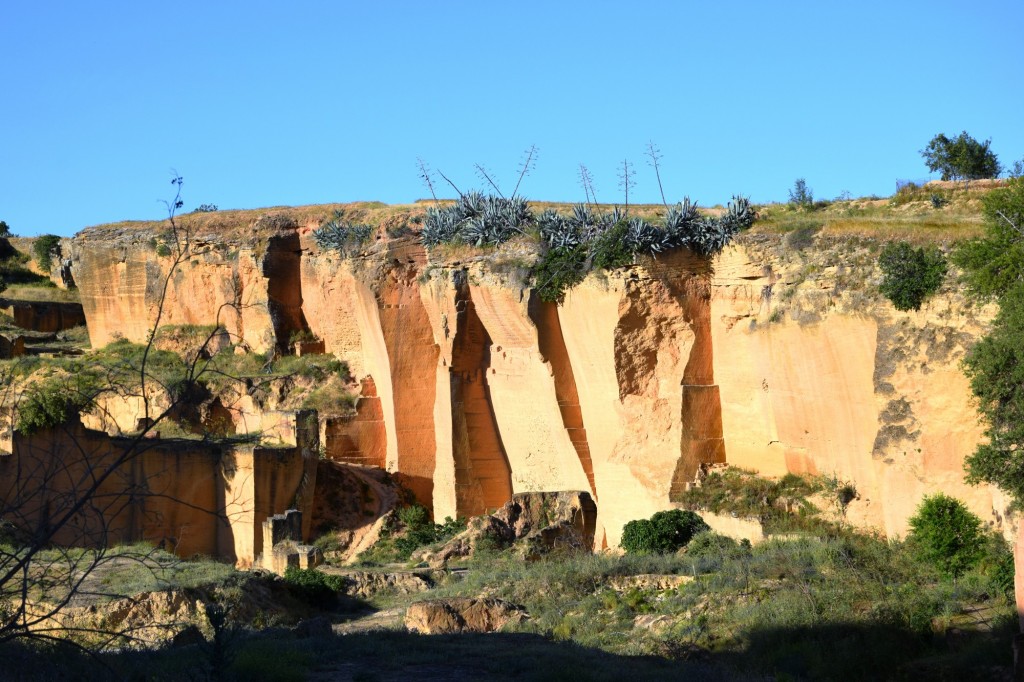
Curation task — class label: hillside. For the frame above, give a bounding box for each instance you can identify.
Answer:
[0,180,1018,678]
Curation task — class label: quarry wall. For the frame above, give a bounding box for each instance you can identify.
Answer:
[61,220,1008,547]
[0,413,319,567]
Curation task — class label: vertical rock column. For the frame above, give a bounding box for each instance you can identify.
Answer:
[376,258,439,509]
[559,251,724,547]
[529,296,597,497]
[469,283,590,496]
[669,274,726,498]
[421,270,513,520]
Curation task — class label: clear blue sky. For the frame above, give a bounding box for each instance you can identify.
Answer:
[2,1,1022,236]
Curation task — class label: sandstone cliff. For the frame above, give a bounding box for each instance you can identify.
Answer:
[712,233,1005,537]
[60,205,1007,547]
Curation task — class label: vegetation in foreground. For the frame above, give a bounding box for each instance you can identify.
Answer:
[9,469,1012,681]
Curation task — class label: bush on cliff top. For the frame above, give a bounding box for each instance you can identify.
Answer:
[32,235,61,272]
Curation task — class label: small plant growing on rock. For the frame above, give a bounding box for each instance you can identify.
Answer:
[283,566,346,605]
[877,241,947,311]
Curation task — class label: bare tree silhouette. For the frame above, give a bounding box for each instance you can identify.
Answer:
[0,175,303,651]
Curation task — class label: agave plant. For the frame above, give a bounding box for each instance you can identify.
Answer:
[312,211,374,255]
[422,206,462,246]
[624,217,661,253]
[421,193,535,247]
[663,198,702,240]
[536,207,587,250]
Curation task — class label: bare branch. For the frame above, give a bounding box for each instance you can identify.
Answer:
[435,168,463,199]
[617,159,636,213]
[416,157,439,205]
[996,210,1024,238]
[474,164,505,198]
[646,141,667,208]
[512,145,538,198]
[578,164,597,207]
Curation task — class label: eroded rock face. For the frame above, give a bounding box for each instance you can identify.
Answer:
[64,212,1006,549]
[711,236,1007,537]
[404,598,528,634]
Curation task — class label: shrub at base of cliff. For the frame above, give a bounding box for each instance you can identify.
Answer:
[283,567,346,606]
[620,510,709,554]
[677,468,824,533]
[356,505,466,565]
[907,493,984,579]
[16,374,101,433]
[877,240,947,311]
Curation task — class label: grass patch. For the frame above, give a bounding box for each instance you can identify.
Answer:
[753,193,985,245]
[424,528,1013,678]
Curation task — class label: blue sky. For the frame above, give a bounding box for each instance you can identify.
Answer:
[2,1,1022,236]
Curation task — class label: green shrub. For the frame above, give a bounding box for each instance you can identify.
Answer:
[979,533,1014,599]
[398,504,429,528]
[16,374,100,433]
[589,220,634,270]
[952,177,1024,301]
[534,245,588,303]
[685,531,742,559]
[32,235,61,272]
[907,493,984,578]
[788,178,813,207]
[283,566,345,605]
[620,509,709,554]
[359,506,466,564]
[877,241,947,311]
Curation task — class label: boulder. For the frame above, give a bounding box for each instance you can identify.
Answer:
[404,598,528,634]
[607,574,694,592]
[341,571,433,599]
[421,491,597,567]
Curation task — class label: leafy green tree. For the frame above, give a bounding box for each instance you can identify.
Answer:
[32,234,61,271]
[951,177,1024,300]
[921,131,1001,187]
[962,283,1024,501]
[788,178,813,206]
[620,509,709,554]
[877,241,947,311]
[907,493,984,578]
[953,179,1024,504]
[0,221,10,238]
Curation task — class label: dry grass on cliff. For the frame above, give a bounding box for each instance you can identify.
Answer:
[753,188,988,245]
[0,283,80,303]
